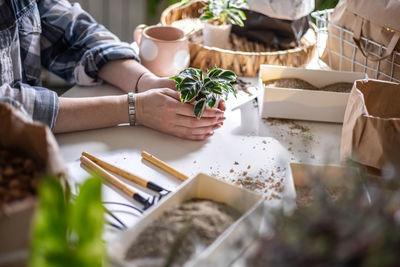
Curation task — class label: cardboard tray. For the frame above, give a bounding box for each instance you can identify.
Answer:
[108,173,264,267]
[258,65,367,123]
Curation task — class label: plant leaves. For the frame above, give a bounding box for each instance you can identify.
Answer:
[200,11,215,21]
[179,77,201,102]
[30,175,106,267]
[194,99,207,118]
[207,94,217,109]
[177,68,202,81]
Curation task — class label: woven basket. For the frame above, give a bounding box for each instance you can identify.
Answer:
[161,1,317,77]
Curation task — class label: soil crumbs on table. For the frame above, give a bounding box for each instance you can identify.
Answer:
[264,118,313,139]
[0,149,41,208]
[125,199,241,266]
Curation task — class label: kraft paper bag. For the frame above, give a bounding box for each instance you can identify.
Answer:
[341,79,400,170]
[0,103,68,266]
[322,0,400,81]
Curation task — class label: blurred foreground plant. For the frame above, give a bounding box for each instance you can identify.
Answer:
[249,164,400,267]
[30,176,106,267]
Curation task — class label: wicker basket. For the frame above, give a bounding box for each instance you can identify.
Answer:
[161,1,317,76]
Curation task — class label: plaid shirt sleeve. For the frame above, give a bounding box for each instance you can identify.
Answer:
[38,0,140,86]
[0,82,58,130]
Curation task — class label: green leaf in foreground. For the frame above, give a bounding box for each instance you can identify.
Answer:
[30,176,106,267]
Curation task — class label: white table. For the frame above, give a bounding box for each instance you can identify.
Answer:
[55,77,342,241]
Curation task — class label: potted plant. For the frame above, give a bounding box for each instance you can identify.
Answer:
[171,66,237,118]
[182,0,248,48]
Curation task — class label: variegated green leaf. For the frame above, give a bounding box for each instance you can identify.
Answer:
[194,99,207,118]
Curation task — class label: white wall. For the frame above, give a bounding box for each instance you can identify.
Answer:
[72,0,148,43]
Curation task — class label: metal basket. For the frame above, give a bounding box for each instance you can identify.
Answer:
[311,9,400,83]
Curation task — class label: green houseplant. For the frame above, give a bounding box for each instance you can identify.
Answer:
[182,0,248,48]
[171,66,237,118]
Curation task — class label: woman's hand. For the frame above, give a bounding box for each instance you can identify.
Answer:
[135,88,226,140]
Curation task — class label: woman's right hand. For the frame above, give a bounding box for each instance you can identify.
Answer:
[135,88,226,140]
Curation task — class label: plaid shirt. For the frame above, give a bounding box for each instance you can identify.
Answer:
[0,0,139,129]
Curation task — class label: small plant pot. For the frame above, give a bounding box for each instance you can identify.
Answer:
[203,22,232,49]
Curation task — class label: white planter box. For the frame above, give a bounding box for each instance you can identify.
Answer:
[108,173,265,267]
[258,65,367,123]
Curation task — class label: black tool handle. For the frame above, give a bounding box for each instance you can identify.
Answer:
[147,181,165,192]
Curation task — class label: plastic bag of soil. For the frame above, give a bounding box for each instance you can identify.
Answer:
[231,9,310,49]
[247,0,314,21]
[0,103,68,267]
[341,79,400,171]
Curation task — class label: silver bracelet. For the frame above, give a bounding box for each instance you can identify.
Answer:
[127,92,136,126]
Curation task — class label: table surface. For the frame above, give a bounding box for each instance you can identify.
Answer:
[55,74,342,243]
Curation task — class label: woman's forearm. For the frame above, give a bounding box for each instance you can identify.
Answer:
[53,95,129,133]
[98,59,150,93]
[98,59,175,93]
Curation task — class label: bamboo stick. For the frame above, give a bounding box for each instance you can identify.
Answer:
[82,152,147,187]
[141,151,189,181]
[80,155,135,198]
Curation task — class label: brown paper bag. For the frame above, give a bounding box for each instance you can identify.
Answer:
[341,79,400,170]
[322,0,400,81]
[0,103,67,266]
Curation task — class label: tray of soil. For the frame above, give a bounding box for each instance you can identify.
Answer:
[160,1,316,77]
[290,163,380,207]
[108,173,264,267]
[258,65,368,123]
[0,103,67,266]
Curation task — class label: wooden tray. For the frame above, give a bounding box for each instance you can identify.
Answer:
[161,1,317,76]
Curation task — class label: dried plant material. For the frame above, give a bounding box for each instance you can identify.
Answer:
[234,161,239,165]
[247,165,251,169]
[125,199,240,266]
[242,171,248,176]
[230,169,234,173]
[288,147,292,151]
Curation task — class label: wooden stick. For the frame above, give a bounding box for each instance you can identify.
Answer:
[141,151,189,181]
[80,155,153,209]
[80,155,136,198]
[82,152,167,192]
[82,152,147,187]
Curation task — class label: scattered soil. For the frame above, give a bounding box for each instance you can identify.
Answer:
[264,118,313,140]
[235,176,284,197]
[296,185,347,207]
[0,149,41,207]
[125,199,240,266]
[264,78,353,93]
